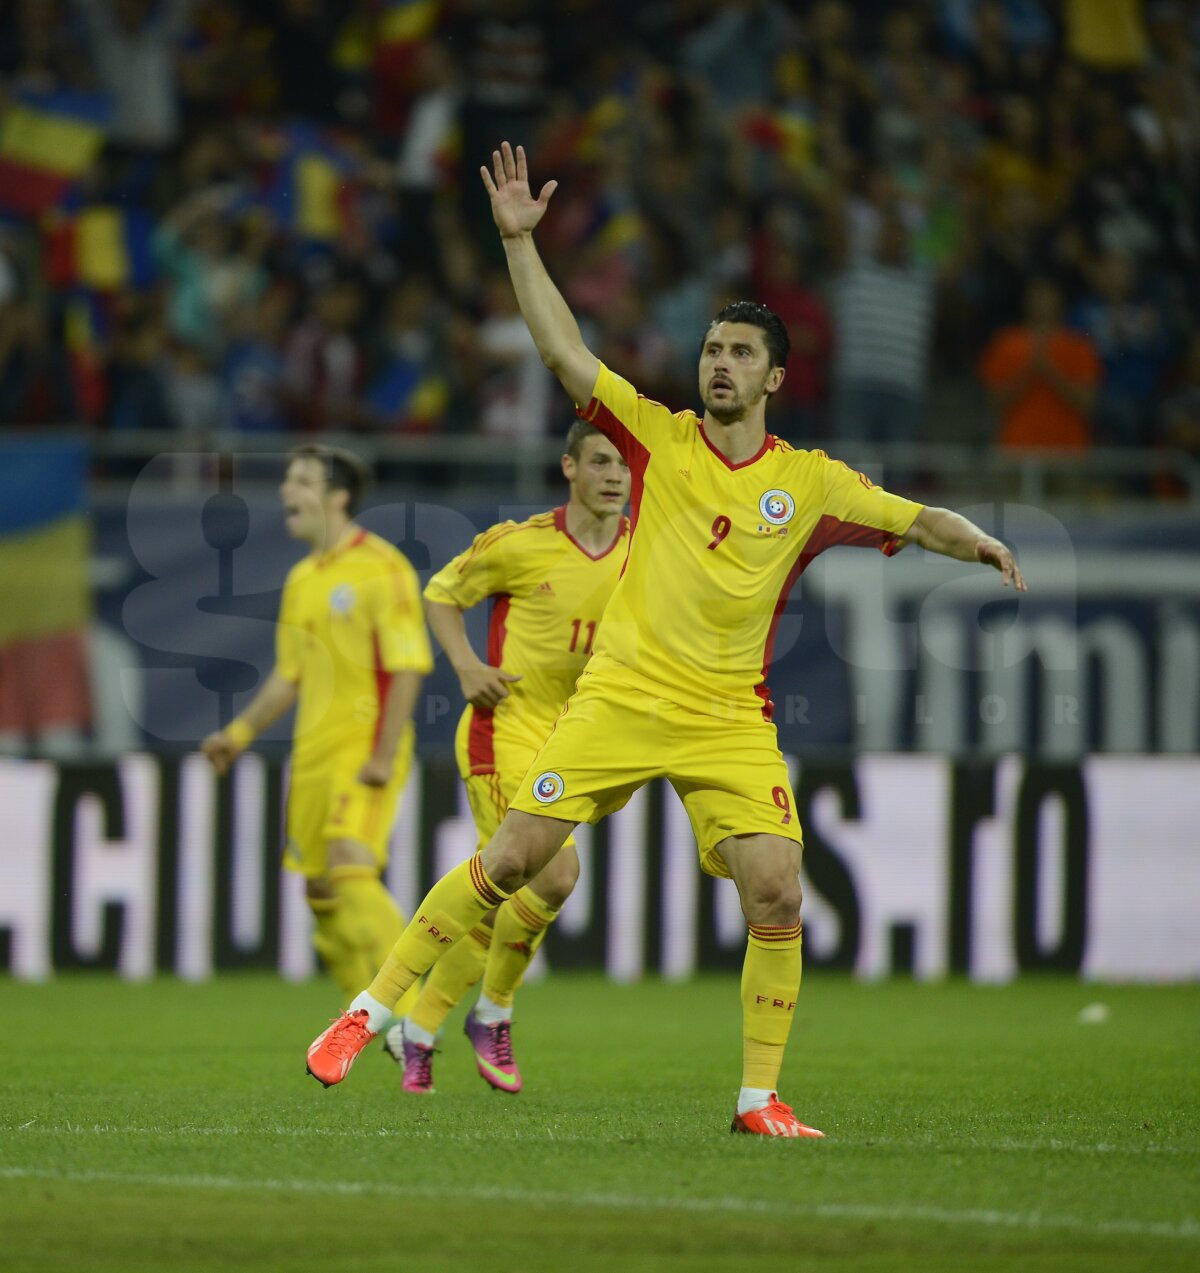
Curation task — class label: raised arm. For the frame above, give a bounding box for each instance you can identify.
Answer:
[481,141,599,407]
[903,507,1027,592]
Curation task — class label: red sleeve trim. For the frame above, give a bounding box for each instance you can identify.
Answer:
[466,593,511,773]
[576,400,650,538]
[371,631,393,747]
[755,513,904,719]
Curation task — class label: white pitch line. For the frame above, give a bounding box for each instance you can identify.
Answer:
[1,1121,1192,1157]
[0,1165,1196,1243]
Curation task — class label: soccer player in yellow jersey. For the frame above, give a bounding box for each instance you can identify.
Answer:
[307,144,1027,1136]
[383,421,630,1094]
[203,445,433,1009]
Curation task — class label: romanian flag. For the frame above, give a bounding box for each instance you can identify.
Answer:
[43,206,156,292]
[63,292,109,423]
[741,109,815,173]
[368,359,449,431]
[0,89,111,217]
[0,439,92,736]
[264,126,364,245]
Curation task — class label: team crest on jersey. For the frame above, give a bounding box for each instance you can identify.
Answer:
[330,584,356,614]
[758,489,795,525]
[532,771,565,804]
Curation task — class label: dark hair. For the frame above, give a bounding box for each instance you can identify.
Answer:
[288,444,371,516]
[708,301,790,370]
[564,420,604,460]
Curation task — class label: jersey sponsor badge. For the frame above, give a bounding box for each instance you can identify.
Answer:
[758,489,795,526]
[330,584,356,614]
[531,771,565,804]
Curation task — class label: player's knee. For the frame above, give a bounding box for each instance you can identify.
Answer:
[482,813,569,892]
[740,871,803,925]
[482,840,534,891]
[534,846,580,907]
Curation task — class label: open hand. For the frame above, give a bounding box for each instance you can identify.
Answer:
[480,141,558,239]
[976,538,1027,592]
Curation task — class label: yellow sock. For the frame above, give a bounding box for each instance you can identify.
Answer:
[368,855,509,1011]
[328,865,405,962]
[409,924,491,1035]
[741,921,803,1091]
[308,896,374,1002]
[482,886,560,1008]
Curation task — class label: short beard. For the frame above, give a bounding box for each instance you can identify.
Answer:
[703,391,745,424]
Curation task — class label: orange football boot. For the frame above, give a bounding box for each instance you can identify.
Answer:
[730,1095,825,1138]
[306,1010,377,1087]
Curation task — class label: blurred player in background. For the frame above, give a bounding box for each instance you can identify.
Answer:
[203,445,432,1009]
[385,420,630,1094]
[306,144,1025,1136]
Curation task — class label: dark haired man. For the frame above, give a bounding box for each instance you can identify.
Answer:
[307,145,1025,1136]
[203,445,432,1007]
[387,420,629,1094]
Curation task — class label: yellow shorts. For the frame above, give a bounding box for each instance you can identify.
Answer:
[508,668,801,878]
[283,726,415,879]
[454,710,576,852]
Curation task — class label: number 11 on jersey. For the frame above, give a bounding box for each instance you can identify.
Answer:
[569,619,596,654]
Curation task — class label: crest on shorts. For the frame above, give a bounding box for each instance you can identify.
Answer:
[330,584,356,614]
[532,771,565,804]
[758,489,795,526]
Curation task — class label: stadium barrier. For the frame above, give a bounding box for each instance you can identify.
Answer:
[2,753,1196,984]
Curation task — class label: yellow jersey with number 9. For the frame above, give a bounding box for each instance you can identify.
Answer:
[577,362,924,720]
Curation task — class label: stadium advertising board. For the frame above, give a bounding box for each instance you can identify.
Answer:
[1,754,1196,984]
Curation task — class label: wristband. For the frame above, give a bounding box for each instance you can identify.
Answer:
[225,718,256,750]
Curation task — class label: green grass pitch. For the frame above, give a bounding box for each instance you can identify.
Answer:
[1,973,1196,1272]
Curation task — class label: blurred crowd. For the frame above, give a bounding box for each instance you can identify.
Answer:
[1,0,1199,468]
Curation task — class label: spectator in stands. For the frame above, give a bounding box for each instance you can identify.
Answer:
[977,94,1067,228]
[980,276,1101,451]
[154,188,269,359]
[71,0,196,150]
[1155,329,1200,496]
[283,272,369,431]
[475,266,552,442]
[220,282,294,433]
[106,303,171,431]
[366,274,457,433]
[1070,250,1172,447]
[681,0,797,114]
[455,0,552,230]
[1069,94,1170,265]
[0,0,1195,495]
[269,0,342,124]
[0,0,89,91]
[754,236,834,441]
[830,205,935,447]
